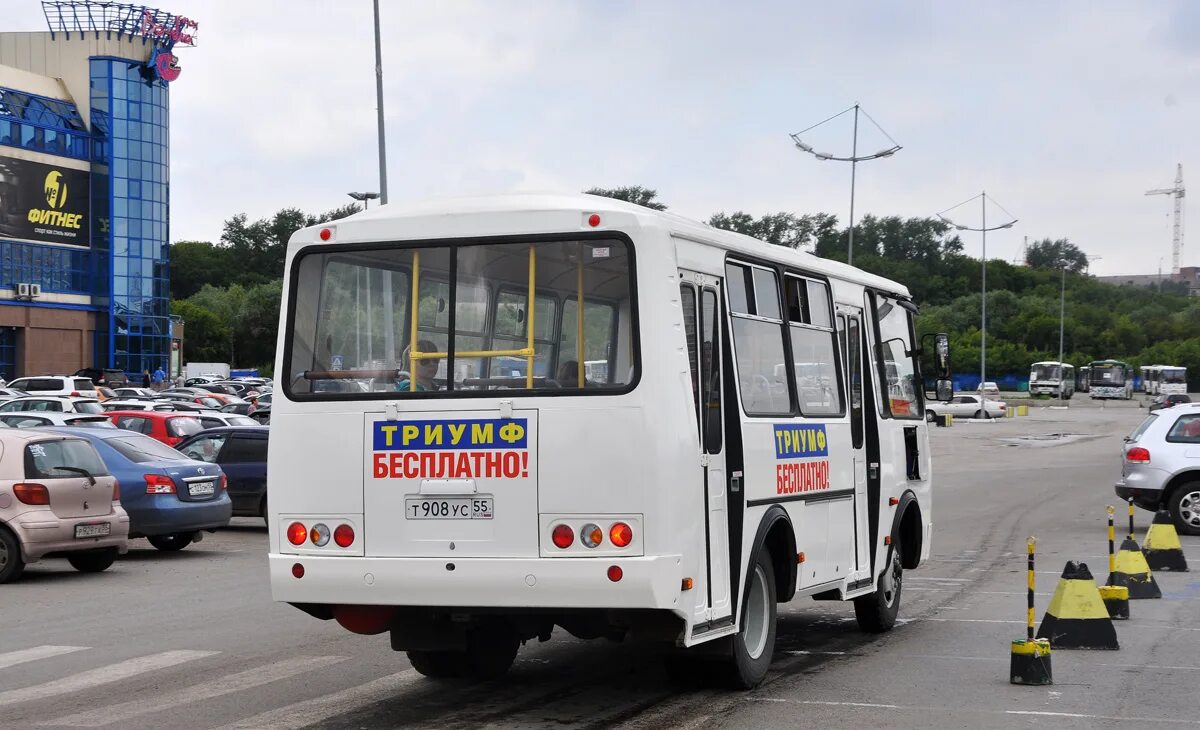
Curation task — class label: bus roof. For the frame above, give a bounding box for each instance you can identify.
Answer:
[1089,359,1129,366]
[1030,361,1072,367]
[287,192,913,299]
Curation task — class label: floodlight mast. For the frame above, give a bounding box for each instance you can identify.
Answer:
[790,104,902,267]
[937,192,1018,417]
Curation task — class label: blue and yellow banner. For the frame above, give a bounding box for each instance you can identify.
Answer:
[373,418,528,451]
[773,424,828,459]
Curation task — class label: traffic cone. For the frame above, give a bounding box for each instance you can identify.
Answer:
[1108,537,1162,599]
[1036,561,1119,649]
[1142,510,1189,572]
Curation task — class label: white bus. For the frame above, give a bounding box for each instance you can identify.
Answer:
[1141,365,1161,395]
[1158,366,1187,396]
[269,193,942,689]
[1028,361,1075,398]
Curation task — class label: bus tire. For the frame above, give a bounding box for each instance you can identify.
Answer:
[407,620,520,681]
[855,539,902,633]
[721,549,777,689]
[406,650,464,679]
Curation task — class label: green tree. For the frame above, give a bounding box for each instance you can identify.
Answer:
[171,299,231,362]
[1025,238,1088,274]
[583,186,668,210]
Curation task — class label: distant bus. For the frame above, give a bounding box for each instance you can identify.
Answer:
[1028,361,1075,398]
[1141,365,1161,395]
[1159,366,1188,396]
[1077,366,1090,393]
[1089,359,1133,400]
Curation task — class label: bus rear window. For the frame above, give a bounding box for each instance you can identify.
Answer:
[286,237,637,398]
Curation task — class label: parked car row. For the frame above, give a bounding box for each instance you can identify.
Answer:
[0,386,271,583]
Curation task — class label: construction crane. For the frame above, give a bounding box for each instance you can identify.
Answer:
[1146,163,1185,275]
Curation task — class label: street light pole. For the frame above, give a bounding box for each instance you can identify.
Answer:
[1058,265,1066,402]
[848,106,859,266]
[373,0,388,205]
[938,191,1018,417]
[790,104,901,267]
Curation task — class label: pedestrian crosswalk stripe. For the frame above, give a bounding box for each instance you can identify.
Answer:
[38,655,348,727]
[0,650,218,707]
[214,669,421,730]
[0,646,88,671]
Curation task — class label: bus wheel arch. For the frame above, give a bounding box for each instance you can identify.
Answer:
[752,505,797,603]
[891,491,923,570]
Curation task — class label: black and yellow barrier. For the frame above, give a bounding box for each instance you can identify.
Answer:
[1108,500,1162,599]
[1142,509,1189,572]
[1101,508,1130,619]
[1037,561,1119,650]
[1011,538,1053,685]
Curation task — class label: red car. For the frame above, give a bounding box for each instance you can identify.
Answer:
[107,410,205,447]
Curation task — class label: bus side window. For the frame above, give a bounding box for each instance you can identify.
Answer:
[726,262,790,416]
[784,276,842,416]
[680,283,702,439]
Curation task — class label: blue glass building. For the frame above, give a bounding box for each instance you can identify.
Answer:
[0,6,190,379]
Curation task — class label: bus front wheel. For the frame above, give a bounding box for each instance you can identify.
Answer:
[855,539,902,633]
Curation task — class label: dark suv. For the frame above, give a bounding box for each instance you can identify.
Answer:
[73,368,129,387]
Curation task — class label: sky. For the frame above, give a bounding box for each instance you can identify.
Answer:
[10,1,1200,275]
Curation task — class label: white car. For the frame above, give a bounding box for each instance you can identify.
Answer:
[194,412,259,430]
[977,381,1001,397]
[926,394,1006,420]
[0,396,106,414]
[112,387,159,398]
[101,399,176,412]
[7,375,98,398]
[0,412,116,429]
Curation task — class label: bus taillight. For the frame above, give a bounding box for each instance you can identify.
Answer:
[334,524,355,548]
[551,524,574,549]
[609,522,633,548]
[287,521,308,546]
[580,523,603,548]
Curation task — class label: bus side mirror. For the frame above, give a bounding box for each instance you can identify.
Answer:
[921,333,952,400]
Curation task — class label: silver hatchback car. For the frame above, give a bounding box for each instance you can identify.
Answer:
[1117,404,1200,535]
[0,430,130,582]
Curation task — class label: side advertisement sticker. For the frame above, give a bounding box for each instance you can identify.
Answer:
[773,424,830,495]
[371,418,529,480]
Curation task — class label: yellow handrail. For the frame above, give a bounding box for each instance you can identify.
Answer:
[408,250,420,392]
[576,246,584,387]
[410,348,534,360]
[526,245,536,389]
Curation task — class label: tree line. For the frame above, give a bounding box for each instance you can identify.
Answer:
[171,186,1198,385]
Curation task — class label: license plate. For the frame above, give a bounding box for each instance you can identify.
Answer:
[75,522,110,539]
[405,496,493,520]
[188,481,215,497]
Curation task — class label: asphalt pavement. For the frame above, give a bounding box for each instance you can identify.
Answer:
[3,400,1197,729]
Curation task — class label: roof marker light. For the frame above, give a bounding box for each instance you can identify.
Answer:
[319,228,333,241]
[587,214,601,227]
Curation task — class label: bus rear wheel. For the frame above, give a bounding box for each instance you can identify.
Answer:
[855,539,902,633]
[719,549,777,689]
[407,619,520,680]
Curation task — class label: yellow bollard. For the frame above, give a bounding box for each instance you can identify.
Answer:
[1011,537,1052,685]
[1018,405,1029,417]
[1006,407,1015,418]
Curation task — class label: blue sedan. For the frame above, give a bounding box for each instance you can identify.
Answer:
[43,427,232,551]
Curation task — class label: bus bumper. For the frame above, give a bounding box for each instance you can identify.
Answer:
[269,553,685,610]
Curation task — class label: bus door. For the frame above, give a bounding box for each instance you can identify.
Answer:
[837,307,871,581]
[680,272,733,624]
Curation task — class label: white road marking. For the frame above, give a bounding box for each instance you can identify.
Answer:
[922,617,1200,631]
[0,650,217,707]
[0,646,87,670]
[800,700,902,709]
[39,656,348,727]
[214,669,421,730]
[1006,710,1200,725]
[785,650,848,656]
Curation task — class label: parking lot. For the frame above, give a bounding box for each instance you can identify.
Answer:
[2,401,1198,729]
